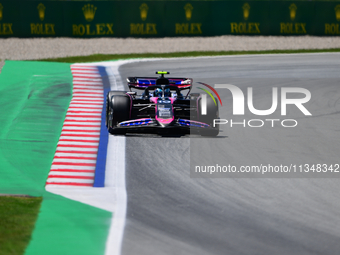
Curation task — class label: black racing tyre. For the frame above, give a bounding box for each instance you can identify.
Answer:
[198,96,219,137]
[189,93,201,120]
[106,91,128,127]
[106,91,130,135]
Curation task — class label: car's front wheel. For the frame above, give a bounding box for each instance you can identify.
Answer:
[106,91,130,135]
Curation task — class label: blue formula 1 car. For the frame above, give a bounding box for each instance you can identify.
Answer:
[105,71,219,136]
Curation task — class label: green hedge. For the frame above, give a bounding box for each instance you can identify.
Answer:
[0,1,340,37]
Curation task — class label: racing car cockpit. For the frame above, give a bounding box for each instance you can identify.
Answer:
[127,71,192,99]
[154,87,171,98]
[150,72,181,98]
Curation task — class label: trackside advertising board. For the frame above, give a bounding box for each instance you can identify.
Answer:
[0,0,340,37]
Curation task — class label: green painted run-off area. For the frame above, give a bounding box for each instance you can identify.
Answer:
[0,61,111,255]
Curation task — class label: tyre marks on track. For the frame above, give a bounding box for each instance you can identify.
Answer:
[46,65,104,187]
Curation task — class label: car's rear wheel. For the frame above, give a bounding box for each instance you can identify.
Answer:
[189,93,201,120]
[106,91,130,135]
[198,95,219,136]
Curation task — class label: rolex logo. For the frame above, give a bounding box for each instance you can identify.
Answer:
[242,3,250,21]
[37,3,46,21]
[0,3,3,21]
[140,3,148,21]
[289,4,297,21]
[184,3,193,21]
[335,5,340,21]
[82,4,97,22]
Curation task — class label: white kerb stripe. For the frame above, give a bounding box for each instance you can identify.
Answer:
[46,178,94,184]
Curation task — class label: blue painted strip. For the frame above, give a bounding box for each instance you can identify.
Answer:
[93,66,110,187]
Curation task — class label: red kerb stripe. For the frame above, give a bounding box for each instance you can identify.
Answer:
[54,156,97,160]
[56,150,98,154]
[61,129,100,133]
[73,94,103,97]
[73,87,103,90]
[72,71,99,74]
[48,175,94,179]
[59,139,99,143]
[67,111,102,114]
[73,90,102,92]
[71,99,103,102]
[64,119,101,123]
[73,84,103,87]
[68,106,103,109]
[60,134,100,137]
[66,115,101,118]
[52,162,96,166]
[73,76,101,78]
[57,144,98,148]
[50,169,95,173]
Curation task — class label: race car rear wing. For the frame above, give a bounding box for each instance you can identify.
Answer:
[127,77,193,90]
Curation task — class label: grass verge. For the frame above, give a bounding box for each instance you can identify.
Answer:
[0,196,42,255]
[39,48,340,63]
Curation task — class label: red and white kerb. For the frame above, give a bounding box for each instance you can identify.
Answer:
[46,64,103,187]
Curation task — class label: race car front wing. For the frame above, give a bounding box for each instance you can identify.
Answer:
[117,118,212,134]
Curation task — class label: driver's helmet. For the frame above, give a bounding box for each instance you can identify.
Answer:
[164,88,171,97]
[154,88,162,97]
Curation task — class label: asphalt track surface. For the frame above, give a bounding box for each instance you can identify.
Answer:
[118,54,340,255]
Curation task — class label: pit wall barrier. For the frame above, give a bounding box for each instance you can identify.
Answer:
[1,1,340,37]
